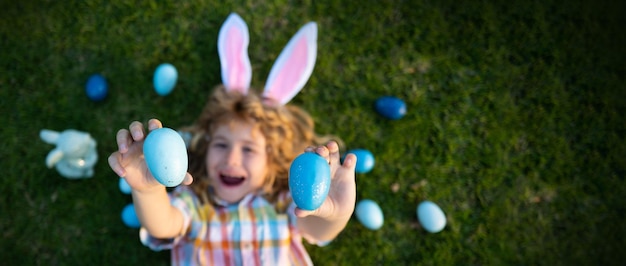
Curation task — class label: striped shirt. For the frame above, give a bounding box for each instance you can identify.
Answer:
[140,186,315,265]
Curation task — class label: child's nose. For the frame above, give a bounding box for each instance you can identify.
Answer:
[226,148,242,166]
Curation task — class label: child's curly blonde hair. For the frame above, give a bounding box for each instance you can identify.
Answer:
[182,86,340,206]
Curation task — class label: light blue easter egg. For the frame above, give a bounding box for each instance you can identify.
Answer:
[143,127,188,187]
[119,178,131,194]
[85,74,108,101]
[121,203,141,228]
[355,199,384,230]
[289,152,331,211]
[375,96,406,120]
[153,63,178,96]
[417,200,447,233]
[348,149,375,174]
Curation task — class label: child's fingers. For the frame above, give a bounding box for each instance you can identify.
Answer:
[315,145,330,164]
[327,141,340,166]
[342,153,357,169]
[116,129,132,153]
[294,207,315,218]
[182,173,194,185]
[108,151,126,177]
[129,121,145,141]
[294,198,336,219]
[148,118,163,131]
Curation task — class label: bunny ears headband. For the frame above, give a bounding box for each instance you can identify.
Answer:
[218,13,317,106]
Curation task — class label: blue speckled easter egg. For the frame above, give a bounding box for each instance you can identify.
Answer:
[348,149,375,174]
[121,203,140,228]
[355,199,384,230]
[153,63,178,96]
[143,127,188,187]
[289,152,331,211]
[85,74,108,101]
[417,200,447,233]
[375,96,406,120]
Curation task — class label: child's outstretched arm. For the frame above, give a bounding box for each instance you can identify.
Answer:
[295,141,357,242]
[108,119,193,239]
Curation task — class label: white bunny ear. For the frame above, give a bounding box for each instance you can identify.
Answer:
[46,148,64,168]
[40,129,60,144]
[263,22,317,105]
[218,13,252,94]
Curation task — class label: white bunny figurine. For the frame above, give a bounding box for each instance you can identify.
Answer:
[40,129,98,179]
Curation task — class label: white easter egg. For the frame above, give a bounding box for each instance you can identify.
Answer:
[143,127,188,187]
[355,199,384,230]
[153,63,178,96]
[417,200,447,233]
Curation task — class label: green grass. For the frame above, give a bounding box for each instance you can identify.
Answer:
[1,0,625,265]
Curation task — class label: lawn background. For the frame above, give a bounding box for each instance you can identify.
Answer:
[1,0,625,265]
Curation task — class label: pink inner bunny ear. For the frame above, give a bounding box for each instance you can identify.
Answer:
[218,13,252,94]
[263,22,317,105]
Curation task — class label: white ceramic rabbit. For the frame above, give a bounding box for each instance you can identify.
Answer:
[218,12,318,105]
[40,129,98,179]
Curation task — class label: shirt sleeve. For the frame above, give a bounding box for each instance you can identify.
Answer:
[139,190,192,251]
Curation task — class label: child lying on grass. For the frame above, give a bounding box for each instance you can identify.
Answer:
[108,13,357,265]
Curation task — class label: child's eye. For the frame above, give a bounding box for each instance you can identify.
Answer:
[211,142,228,149]
[243,146,256,153]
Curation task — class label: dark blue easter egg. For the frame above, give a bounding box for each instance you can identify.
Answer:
[121,203,141,228]
[289,152,331,211]
[85,74,108,101]
[375,96,406,120]
[348,149,375,174]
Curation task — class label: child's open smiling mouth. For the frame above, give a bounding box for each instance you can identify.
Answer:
[220,174,245,186]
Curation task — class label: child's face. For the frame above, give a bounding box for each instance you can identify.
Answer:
[206,121,269,203]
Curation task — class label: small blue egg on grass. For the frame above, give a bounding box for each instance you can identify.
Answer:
[121,203,141,228]
[375,96,406,120]
[347,149,375,174]
[417,200,447,233]
[289,152,331,211]
[355,199,384,230]
[153,63,178,96]
[119,178,131,194]
[85,74,108,101]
